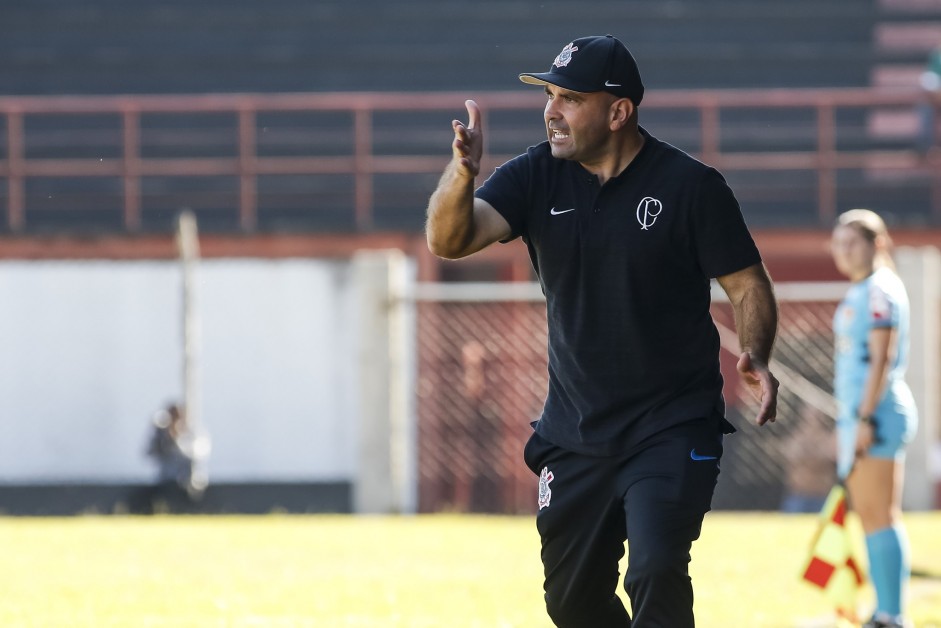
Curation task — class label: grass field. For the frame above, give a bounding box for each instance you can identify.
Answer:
[1,512,939,627]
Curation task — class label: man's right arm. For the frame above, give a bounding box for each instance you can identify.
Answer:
[426,99,511,259]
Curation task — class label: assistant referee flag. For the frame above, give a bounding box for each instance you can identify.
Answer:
[800,484,866,621]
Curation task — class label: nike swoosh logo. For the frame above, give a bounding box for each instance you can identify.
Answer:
[550,207,576,215]
[604,80,622,87]
[689,449,718,461]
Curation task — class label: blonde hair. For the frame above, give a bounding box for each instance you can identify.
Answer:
[836,208,895,271]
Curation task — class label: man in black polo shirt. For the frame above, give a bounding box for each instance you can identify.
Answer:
[426,34,779,627]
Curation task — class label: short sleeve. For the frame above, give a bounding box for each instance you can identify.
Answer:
[690,169,762,278]
[475,153,531,242]
[868,284,898,328]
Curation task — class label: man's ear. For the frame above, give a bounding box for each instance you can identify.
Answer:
[610,98,633,131]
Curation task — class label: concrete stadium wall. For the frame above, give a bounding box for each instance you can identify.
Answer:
[0,257,367,507]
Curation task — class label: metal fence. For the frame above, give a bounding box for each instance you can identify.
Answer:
[413,281,847,513]
[1,89,940,234]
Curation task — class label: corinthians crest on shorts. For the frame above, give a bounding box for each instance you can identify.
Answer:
[538,466,554,509]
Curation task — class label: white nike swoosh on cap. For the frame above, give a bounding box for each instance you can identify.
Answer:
[604,80,621,87]
[550,207,576,215]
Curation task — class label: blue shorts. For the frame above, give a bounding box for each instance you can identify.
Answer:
[836,406,917,479]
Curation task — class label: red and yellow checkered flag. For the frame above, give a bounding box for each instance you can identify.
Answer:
[800,484,866,622]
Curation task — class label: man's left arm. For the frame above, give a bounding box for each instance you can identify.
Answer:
[716,262,780,426]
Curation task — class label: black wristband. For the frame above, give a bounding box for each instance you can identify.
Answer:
[858,414,874,425]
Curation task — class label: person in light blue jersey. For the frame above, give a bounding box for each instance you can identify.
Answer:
[831,209,919,628]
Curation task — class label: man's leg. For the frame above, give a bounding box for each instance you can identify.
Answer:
[621,421,722,627]
[528,433,631,628]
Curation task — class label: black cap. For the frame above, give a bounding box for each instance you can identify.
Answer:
[519,35,644,105]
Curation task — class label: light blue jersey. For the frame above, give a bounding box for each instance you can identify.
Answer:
[833,267,918,479]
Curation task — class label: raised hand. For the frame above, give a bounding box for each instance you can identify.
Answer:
[452,99,483,178]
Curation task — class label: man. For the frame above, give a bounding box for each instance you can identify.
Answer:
[425,35,779,627]
[145,403,206,510]
[918,39,941,152]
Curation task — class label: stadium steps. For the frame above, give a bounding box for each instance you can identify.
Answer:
[0,0,914,232]
[868,0,941,136]
[0,0,877,95]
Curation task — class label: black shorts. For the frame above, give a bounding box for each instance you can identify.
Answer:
[523,418,724,627]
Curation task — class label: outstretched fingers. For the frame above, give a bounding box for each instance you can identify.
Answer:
[451,99,483,176]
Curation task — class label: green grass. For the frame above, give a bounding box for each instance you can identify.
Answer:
[1,512,939,627]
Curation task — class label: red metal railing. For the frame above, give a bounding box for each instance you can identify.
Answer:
[0,89,939,232]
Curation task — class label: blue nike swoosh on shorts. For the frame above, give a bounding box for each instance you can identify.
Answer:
[689,449,718,461]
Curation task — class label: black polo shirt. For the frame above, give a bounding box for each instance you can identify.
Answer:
[475,126,761,456]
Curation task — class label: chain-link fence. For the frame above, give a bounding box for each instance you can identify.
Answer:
[416,291,548,514]
[414,282,846,513]
[709,284,844,510]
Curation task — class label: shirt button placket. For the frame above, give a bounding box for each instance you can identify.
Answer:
[587,177,601,214]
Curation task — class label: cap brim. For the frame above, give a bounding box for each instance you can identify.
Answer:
[519,72,597,93]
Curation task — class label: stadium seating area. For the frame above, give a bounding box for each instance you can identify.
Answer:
[1,0,880,95]
[1,0,939,234]
[2,1,939,516]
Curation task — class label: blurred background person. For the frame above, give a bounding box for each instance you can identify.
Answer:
[458,340,503,512]
[830,209,919,628]
[918,39,941,153]
[145,403,208,512]
[780,403,837,513]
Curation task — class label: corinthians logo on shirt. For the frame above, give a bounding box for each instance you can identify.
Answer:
[636,197,663,230]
